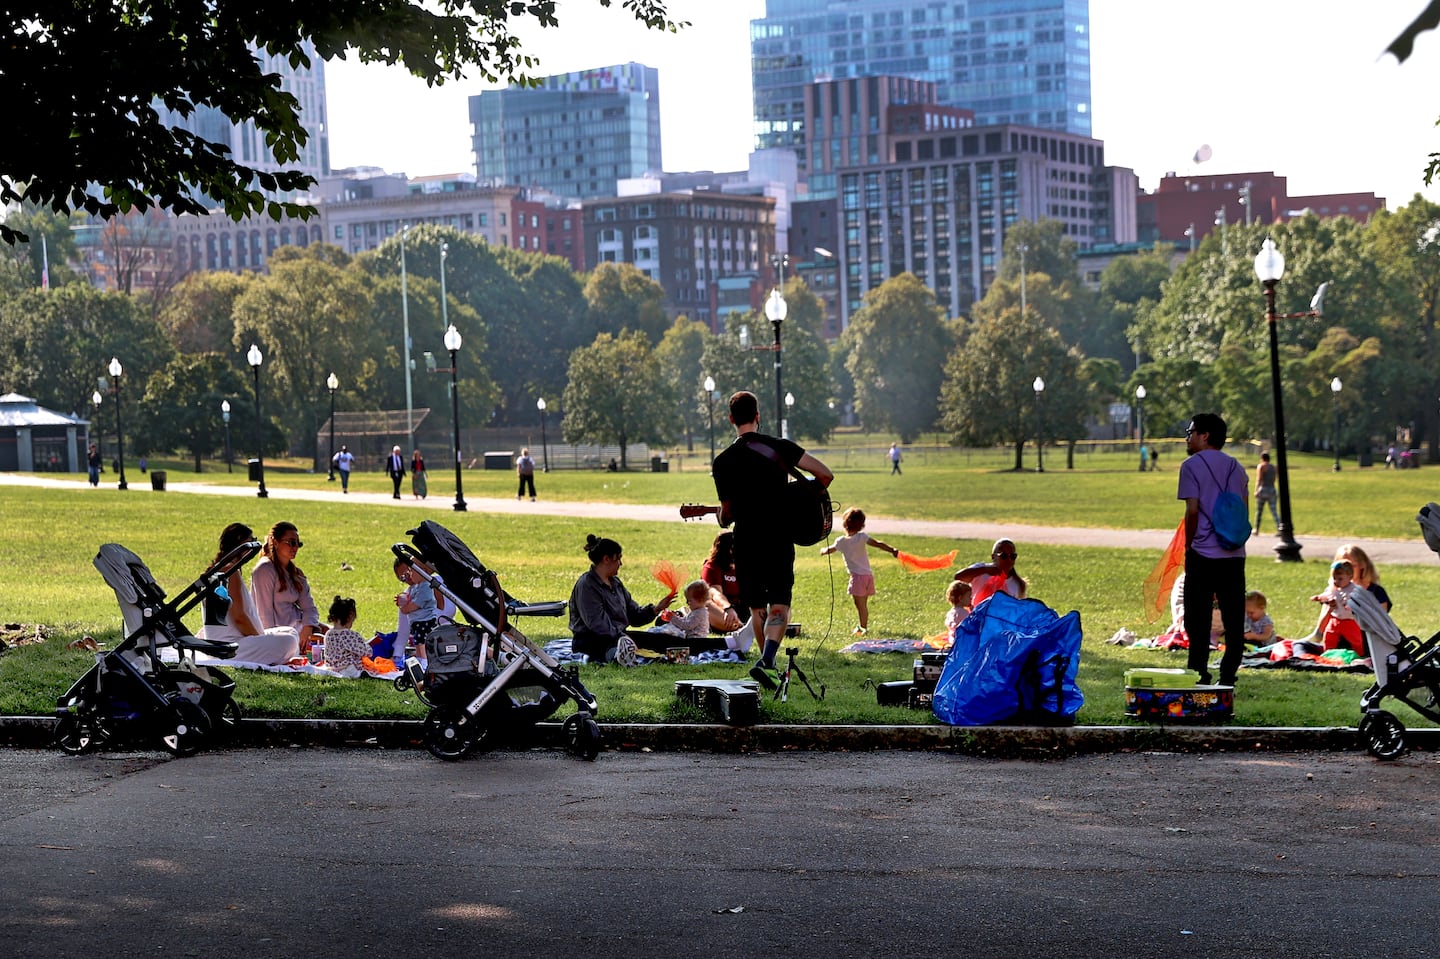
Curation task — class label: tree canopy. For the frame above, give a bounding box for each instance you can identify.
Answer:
[1,0,682,243]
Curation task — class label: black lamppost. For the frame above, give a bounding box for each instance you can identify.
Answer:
[703,374,717,464]
[91,389,103,463]
[1253,237,1328,562]
[221,400,232,473]
[537,397,550,472]
[108,357,127,490]
[1032,376,1045,473]
[1331,376,1343,472]
[765,289,787,437]
[444,324,467,512]
[326,372,338,481]
[247,343,268,498]
[1135,384,1146,471]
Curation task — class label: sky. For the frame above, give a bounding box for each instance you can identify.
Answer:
[325,0,1440,208]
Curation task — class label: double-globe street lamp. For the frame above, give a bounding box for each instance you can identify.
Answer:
[108,357,127,490]
[247,343,268,498]
[1253,236,1329,562]
[444,324,467,512]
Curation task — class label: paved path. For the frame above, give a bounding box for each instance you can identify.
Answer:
[6,472,1438,566]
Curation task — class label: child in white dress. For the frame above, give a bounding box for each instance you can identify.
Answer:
[820,508,898,635]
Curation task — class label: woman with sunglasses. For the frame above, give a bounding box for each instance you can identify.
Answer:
[251,521,325,656]
[198,522,302,665]
[953,538,1028,606]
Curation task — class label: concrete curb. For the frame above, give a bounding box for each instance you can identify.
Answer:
[9,715,1436,755]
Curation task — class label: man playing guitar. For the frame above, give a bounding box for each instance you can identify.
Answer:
[710,390,833,689]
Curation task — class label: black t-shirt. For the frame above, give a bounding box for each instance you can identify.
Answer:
[712,431,804,533]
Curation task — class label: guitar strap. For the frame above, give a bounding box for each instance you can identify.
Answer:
[743,436,799,481]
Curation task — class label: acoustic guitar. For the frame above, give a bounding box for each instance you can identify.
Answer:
[680,476,833,547]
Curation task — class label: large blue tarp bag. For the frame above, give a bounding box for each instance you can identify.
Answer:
[932,592,1084,725]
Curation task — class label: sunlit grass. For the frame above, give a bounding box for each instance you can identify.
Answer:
[3,458,1437,728]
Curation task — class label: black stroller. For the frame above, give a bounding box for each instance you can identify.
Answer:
[1351,502,1440,759]
[391,521,602,762]
[54,540,261,756]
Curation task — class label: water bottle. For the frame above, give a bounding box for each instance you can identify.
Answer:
[310,642,325,665]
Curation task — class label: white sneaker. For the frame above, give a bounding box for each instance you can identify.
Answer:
[613,635,638,667]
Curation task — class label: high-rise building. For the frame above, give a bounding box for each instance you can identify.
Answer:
[792,109,1135,330]
[157,40,329,201]
[752,0,1091,172]
[470,63,663,200]
[584,190,777,330]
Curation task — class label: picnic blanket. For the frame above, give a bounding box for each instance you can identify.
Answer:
[176,647,402,679]
[541,637,744,666]
[840,635,951,654]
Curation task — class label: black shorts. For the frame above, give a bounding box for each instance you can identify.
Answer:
[733,533,795,610]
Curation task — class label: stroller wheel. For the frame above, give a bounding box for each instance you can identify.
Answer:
[1358,709,1407,760]
[423,706,476,761]
[159,699,212,757]
[55,713,106,755]
[563,712,603,762]
[212,699,243,742]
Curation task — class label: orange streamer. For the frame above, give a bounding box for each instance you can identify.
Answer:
[896,549,959,573]
[651,560,685,594]
[1142,519,1188,623]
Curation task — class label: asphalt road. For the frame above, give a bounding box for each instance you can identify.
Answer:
[3,746,1437,959]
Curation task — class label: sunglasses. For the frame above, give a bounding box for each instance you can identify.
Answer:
[994,551,1017,559]
[280,538,303,549]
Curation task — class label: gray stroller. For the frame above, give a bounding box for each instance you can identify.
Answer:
[1351,503,1440,758]
[54,540,260,756]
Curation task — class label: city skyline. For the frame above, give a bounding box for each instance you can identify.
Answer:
[325,0,1440,209]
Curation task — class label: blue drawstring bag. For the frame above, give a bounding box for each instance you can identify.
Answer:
[932,592,1084,726]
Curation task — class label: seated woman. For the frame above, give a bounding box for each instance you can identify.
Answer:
[700,531,744,633]
[251,520,326,657]
[568,533,674,665]
[953,538,1028,605]
[199,522,301,665]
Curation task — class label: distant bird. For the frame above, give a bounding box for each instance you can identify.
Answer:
[340,562,354,571]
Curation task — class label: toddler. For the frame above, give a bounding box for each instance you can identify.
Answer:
[820,507,899,635]
[944,580,973,636]
[1312,560,1364,654]
[1242,590,1274,647]
[325,596,372,672]
[658,581,714,642]
[394,558,440,657]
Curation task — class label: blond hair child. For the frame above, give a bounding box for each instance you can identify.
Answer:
[1243,590,1274,646]
[945,580,973,636]
[1312,560,1364,654]
[820,507,898,635]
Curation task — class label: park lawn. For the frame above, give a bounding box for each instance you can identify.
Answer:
[103,444,1440,542]
[1,477,1436,728]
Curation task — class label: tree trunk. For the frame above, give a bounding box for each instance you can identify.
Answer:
[1067,440,1076,470]
[1013,440,1025,471]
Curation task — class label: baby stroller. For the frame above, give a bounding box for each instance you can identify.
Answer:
[391,521,602,762]
[1350,503,1440,759]
[54,539,261,756]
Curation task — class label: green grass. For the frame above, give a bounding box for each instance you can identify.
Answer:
[5,455,1439,728]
